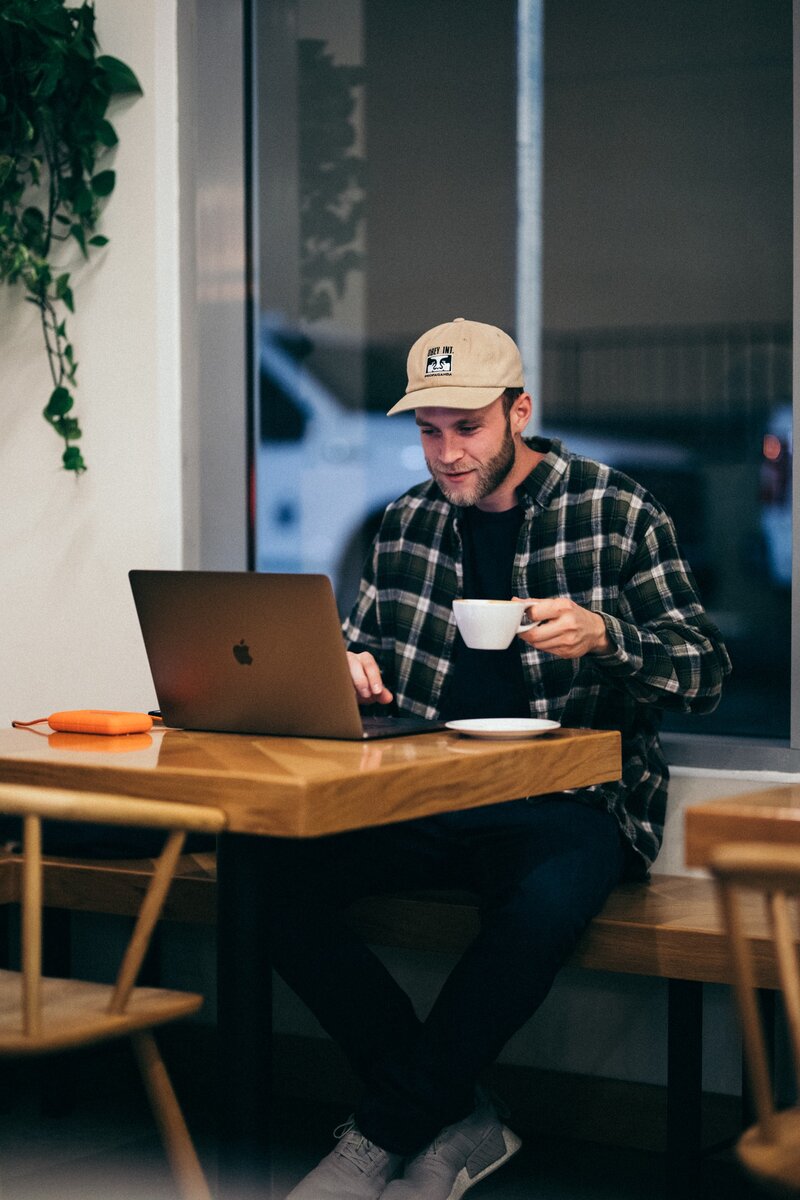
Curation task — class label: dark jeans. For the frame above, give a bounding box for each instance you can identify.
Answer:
[261,795,626,1155]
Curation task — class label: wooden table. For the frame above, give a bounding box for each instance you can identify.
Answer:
[685,785,800,869]
[0,723,621,1195]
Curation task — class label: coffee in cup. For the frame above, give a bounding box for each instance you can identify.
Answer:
[452,598,534,651]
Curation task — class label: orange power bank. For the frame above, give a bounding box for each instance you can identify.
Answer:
[47,710,154,736]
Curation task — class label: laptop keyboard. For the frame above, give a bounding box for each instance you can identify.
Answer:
[360,714,445,738]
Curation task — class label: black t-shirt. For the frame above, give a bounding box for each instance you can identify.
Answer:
[440,504,530,721]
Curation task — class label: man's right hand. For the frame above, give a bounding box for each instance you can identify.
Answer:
[347,650,394,706]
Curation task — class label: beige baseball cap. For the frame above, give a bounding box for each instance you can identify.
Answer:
[387,317,524,415]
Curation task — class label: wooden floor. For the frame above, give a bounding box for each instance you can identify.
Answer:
[0,1049,761,1200]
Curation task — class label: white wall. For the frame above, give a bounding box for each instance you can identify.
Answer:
[0,1,184,726]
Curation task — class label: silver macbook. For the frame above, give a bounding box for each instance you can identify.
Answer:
[128,570,444,740]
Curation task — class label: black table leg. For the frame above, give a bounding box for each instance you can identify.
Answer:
[666,978,703,1199]
[40,908,75,1117]
[216,831,273,1199]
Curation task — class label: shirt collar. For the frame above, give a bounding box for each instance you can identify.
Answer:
[516,436,570,511]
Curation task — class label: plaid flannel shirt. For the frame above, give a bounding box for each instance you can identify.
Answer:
[343,437,731,873]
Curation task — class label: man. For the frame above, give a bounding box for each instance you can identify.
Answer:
[270,318,731,1199]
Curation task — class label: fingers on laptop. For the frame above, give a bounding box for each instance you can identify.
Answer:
[347,651,394,705]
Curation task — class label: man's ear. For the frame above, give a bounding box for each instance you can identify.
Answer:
[510,392,533,433]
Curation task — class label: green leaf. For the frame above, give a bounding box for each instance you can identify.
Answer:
[97,55,143,96]
[56,265,76,308]
[57,417,81,440]
[27,260,51,294]
[71,33,95,62]
[72,187,94,216]
[33,9,73,37]
[22,207,45,232]
[88,235,109,247]
[34,60,61,100]
[90,169,115,197]
[44,387,73,419]
[62,446,86,472]
[70,224,86,259]
[95,119,118,148]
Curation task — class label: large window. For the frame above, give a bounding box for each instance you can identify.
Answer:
[538,1,793,741]
[251,0,793,748]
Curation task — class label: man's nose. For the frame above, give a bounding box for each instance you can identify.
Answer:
[437,434,464,463]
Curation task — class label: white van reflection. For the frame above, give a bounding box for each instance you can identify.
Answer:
[256,323,427,613]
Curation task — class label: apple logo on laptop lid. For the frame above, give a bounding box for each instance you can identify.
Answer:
[233,639,253,665]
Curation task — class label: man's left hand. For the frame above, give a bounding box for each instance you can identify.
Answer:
[514,597,612,658]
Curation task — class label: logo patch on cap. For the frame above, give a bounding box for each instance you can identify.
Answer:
[425,346,452,377]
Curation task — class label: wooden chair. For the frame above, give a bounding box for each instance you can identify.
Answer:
[710,842,800,1196]
[0,782,226,1200]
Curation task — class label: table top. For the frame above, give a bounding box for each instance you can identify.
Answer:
[685,785,800,869]
[0,725,621,838]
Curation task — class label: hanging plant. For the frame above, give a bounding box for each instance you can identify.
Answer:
[0,0,142,473]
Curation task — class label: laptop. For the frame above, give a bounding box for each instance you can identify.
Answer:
[128,570,445,740]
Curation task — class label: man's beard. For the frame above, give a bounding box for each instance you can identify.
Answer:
[427,419,516,507]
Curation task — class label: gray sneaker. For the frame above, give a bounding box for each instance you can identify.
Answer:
[380,1098,521,1200]
[285,1118,404,1199]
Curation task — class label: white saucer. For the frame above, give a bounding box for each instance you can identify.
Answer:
[445,718,561,740]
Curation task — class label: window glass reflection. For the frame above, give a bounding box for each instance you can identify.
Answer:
[254,0,791,740]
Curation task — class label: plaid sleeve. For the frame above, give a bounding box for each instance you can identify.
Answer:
[343,536,382,651]
[592,509,732,712]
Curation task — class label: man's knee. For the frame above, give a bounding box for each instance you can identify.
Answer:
[479,843,622,958]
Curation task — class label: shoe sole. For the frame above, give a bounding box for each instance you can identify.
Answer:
[446,1125,522,1200]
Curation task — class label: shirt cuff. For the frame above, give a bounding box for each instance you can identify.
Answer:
[590,613,644,673]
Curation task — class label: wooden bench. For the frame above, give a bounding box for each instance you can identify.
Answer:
[0,849,768,1196]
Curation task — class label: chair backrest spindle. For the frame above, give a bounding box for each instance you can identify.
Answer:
[22,813,42,1037]
[108,829,187,1014]
[719,880,777,1137]
[770,891,800,1085]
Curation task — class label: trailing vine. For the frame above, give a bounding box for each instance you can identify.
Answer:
[298,39,365,322]
[0,0,141,473]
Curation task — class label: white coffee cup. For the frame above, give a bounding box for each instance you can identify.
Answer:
[452,598,534,650]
